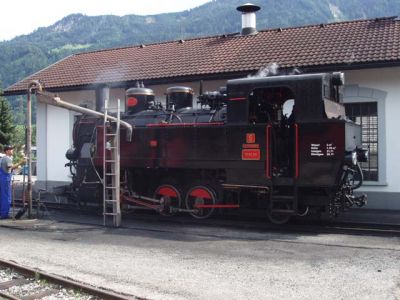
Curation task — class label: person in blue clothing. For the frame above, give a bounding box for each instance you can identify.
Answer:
[0,145,24,219]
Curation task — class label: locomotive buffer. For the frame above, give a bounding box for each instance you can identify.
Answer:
[103,99,122,227]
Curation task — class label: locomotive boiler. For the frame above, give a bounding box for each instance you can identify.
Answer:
[64,72,367,224]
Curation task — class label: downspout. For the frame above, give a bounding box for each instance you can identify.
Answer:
[26,82,37,218]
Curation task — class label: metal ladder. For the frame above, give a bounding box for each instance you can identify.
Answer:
[103,99,121,227]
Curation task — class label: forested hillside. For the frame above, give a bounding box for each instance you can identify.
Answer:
[1,0,399,123]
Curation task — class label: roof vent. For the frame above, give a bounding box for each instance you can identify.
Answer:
[237,3,261,35]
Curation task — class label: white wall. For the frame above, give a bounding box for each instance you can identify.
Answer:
[46,105,71,181]
[36,102,46,182]
[36,90,96,185]
[344,67,400,194]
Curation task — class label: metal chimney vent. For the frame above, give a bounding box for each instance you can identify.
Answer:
[237,3,261,35]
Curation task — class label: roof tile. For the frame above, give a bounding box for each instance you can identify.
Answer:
[5,17,400,94]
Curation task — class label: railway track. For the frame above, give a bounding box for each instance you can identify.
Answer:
[122,210,400,237]
[9,200,400,237]
[0,259,133,300]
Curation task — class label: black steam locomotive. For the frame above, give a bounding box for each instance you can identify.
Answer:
[66,72,367,224]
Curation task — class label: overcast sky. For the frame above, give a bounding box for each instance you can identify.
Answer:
[0,0,211,41]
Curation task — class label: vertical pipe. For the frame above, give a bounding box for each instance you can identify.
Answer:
[27,90,32,218]
[115,99,121,227]
[96,85,109,112]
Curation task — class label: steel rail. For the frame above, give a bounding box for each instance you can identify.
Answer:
[0,259,135,300]
[0,290,20,300]
[8,199,400,237]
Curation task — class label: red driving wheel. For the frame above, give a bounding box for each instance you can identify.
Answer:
[185,185,217,219]
[154,184,181,216]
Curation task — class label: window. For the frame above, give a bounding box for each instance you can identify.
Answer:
[248,87,295,124]
[345,102,378,181]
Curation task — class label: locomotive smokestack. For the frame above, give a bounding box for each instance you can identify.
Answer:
[95,85,109,112]
[237,3,261,36]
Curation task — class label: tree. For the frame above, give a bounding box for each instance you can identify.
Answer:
[0,91,15,149]
[12,124,36,147]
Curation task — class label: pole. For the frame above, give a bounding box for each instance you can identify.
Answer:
[11,178,15,220]
[26,83,37,219]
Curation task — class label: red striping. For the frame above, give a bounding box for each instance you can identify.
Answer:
[194,204,240,208]
[242,143,259,149]
[157,186,178,197]
[190,188,212,199]
[146,122,224,127]
[229,97,247,101]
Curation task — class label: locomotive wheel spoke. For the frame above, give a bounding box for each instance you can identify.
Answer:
[154,184,182,216]
[185,185,217,219]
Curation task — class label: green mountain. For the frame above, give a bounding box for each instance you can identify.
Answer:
[1,0,399,90]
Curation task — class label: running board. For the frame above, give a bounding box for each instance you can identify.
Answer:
[194,204,240,209]
[222,184,269,190]
[271,209,296,214]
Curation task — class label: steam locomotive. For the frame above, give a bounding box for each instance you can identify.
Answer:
[65,72,368,224]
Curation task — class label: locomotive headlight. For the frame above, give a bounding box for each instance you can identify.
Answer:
[65,147,79,161]
[352,152,358,165]
[345,151,358,166]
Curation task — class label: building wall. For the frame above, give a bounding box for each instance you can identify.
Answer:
[36,89,96,190]
[343,67,400,209]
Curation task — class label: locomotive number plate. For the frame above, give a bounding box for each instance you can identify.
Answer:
[246,133,256,144]
[242,149,260,160]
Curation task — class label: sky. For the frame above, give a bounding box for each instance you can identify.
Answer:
[0,0,211,41]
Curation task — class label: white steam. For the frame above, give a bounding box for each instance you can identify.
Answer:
[248,63,303,78]
[249,63,279,78]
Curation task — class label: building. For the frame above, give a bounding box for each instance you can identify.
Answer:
[3,6,400,210]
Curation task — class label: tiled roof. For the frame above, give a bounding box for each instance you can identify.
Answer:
[5,17,400,94]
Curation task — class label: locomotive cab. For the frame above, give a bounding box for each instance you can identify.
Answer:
[225,73,365,220]
[226,73,345,124]
[226,73,347,180]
